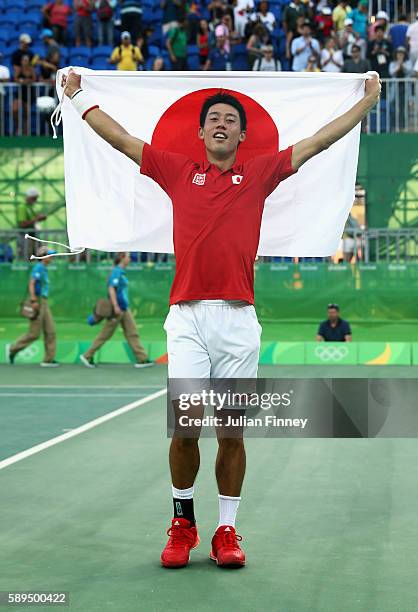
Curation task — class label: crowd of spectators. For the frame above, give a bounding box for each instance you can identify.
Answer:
[1,0,418,133]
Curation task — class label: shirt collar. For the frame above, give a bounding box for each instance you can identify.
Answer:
[202,159,243,174]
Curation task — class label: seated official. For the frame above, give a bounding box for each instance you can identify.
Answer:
[316,303,352,342]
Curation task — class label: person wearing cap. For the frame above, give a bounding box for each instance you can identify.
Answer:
[350,0,368,40]
[42,0,73,45]
[406,12,418,67]
[368,10,389,41]
[252,44,281,71]
[73,0,94,48]
[367,24,392,78]
[342,43,370,73]
[340,17,356,57]
[321,36,343,73]
[282,0,308,60]
[290,20,320,71]
[41,28,60,61]
[332,0,352,34]
[8,247,59,366]
[317,304,352,342]
[314,7,333,45]
[16,188,47,259]
[109,31,143,70]
[80,252,153,368]
[11,34,36,72]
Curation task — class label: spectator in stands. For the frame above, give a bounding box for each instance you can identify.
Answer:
[40,29,60,60]
[314,6,333,45]
[197,19,210,66]
[368,10,389,41]
[389,46,413,130]
[291,20,320,72]
[215,13,231,52]
[252,44,281,71]
[137,26,154,60]
[74,0,94,47]
[246,22,270,68]
[161,0,185,35]
[342,42,370,72]
[8,246,58,367]
[388,14,408,50]
[12,34,36,71]
[109,31,143,70]
[367,25,392,78]
[0,52,10,126]
[316,304,352,342]
[203,34,230,70]
[13,54,36,136]
[79,252,152,369]
[207,0,227,25]
[321,36,343,72]
[166,18,188,70]
[39,49,60,89]
[255,1,275,33]
[233,0,254,38]
[95,0,116,46]
[16,188,47,259]
[152,56,165,70]
[305,54,320,72]
[340,18,356,58]
[120,0,143,43]
[332,0,352,36]
[42,0,72,45]
[406,12,418,67]
[352,28,367,59]
[350,0,368,41]
[282,0,307,60]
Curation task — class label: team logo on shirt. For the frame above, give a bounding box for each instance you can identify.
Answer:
[232,175,243,185]
[192,173,206,186]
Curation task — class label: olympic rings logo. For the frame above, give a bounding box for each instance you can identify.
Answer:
[314,345,348,362]
[20,345,40,361]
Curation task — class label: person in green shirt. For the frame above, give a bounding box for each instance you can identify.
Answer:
[166,18,188,70]
[16,187,47,259]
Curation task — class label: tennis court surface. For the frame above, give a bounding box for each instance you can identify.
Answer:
[1,364,418,611]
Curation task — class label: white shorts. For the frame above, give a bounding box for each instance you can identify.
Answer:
[164,300,262,379]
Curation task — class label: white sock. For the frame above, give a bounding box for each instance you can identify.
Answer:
[218,494,241,528]
[172,485,194,499]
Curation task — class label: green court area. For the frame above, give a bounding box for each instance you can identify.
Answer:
[1,364,418,611]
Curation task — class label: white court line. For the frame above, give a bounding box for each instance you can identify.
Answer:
[0,385,165,389]
[0,388,167,471]
[0,393,154,398]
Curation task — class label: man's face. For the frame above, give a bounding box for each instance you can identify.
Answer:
[260,1,268,14]
[264,48,273,59]
[302,25,311,37]
[327,308,339,323]
[122,253,131,266]
[375,29,384,40]
[352,47,360,59]
[198,103,246,159]
[122,36,131,46]
[26,196,38,205]
[44,256,52,266]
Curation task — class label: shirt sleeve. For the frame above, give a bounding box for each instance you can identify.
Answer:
[108,269,120,287]
[31,265,42,280]
[249,146,297,198]
[318,322,326,337]
[343,321,352,336]
[140,143,191,197]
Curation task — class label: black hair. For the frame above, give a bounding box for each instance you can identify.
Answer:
[327,303,340,311]
[200,92,247,132]
[375,24,385,32]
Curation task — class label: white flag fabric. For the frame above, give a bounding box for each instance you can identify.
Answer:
[57,70,365,256]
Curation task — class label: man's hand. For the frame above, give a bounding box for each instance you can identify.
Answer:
[61,68,81,98]
[113,305,122,316]
[364,71,381,109]
[36,214,47,222]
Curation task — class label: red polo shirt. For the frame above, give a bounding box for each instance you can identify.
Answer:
[140,143,297,305]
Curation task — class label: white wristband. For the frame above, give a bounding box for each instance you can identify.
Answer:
[70,89,99,120]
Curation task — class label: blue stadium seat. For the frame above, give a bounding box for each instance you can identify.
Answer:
[17,25,40,40]
[31,44,45,57]
[5,0,26,10]
[145,57,154,70]
[90,58,110,70]
[142,8,154,24]
[26,0,44,10]
[0,30,8,44]
[188,54,200,70]
[148,28,162,47]
[2,14,22,28]
[231,56,249,70]
[69,54,91,67]
[92,45,113,59]
[187,44,199,55]
[148,44,160,57]
[69,46,91,59]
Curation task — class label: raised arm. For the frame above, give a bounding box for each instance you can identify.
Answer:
[291,73,381,171]
[62,69,146,165]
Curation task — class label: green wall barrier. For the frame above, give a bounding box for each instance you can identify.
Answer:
[0,340,414,366]
[1,262,417,323]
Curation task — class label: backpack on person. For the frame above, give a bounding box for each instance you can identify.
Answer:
[118,44,137,60]
[97,0,113,21]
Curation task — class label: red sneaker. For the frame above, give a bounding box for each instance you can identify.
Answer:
[210,525,246,567]
[161,518,200,568]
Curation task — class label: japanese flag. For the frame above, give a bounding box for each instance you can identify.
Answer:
[57,70,365,256]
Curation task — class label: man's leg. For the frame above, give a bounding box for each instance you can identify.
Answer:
[83,317,119,360]
[9,310,42,359]
[120,309,148,363]
[41,300,56,363]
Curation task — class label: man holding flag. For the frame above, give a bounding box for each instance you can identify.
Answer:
[61,69,380,568]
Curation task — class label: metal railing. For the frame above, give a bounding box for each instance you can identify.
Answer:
[369,0,417,21]
[0,228,416,264]
[1,78,418,137]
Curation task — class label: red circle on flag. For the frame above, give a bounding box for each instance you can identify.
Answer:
[151,88,278,163]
